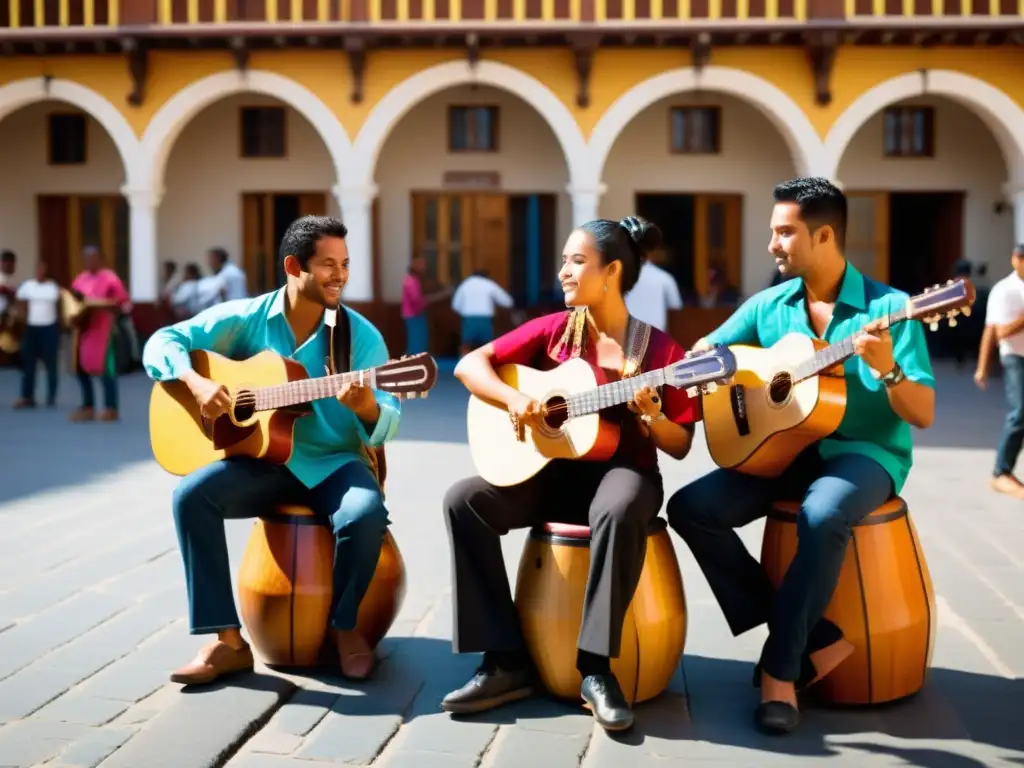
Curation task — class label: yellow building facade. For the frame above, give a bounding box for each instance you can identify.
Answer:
[0,2,1022,351]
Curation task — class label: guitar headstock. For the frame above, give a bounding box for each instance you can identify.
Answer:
[665,345,738,398]
[375,353,439,399]
[907,278,976,332]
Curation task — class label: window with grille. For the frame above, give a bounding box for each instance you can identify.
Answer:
[883,107,934,158]
[448,106,499,152]
[670,107,720,154]
[241,106,286,158]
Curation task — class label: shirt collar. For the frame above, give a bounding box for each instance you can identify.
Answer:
[782,261,866,311]
[268,286,287,319]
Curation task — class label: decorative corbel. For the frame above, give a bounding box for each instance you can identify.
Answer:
[568,34,597,108]
[229,36,249,73]
[121,38,148,107]
[466,33,480,69]
[345,38,366,104]
[806,32,837,106]
[691,32,711,71]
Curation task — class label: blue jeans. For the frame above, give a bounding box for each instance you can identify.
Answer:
[20,323,60,405]
[78,372,118,411]
[995,354,1024,477]
[172,457,389,634]
[460,316,494,348]
[404,314,429,354]
[667,450,893,683]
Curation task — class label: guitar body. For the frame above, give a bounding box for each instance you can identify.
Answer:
[467,357,621,487]
[702,333,847,478]
[150,349,308,477]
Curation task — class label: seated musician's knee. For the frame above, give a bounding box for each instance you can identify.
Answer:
[797,496,849,546]
[443,476,489,523]
[171,473,210,528]
[666,483,715,535]
[331,486,388,543]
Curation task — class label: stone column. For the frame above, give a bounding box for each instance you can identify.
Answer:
[122,185,163,303]
[334,183,378,302]
[1004,182,1024,246]
[567,183,607,226]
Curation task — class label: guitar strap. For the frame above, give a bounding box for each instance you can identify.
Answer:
[622,316,652,380]
[552,307,652,377]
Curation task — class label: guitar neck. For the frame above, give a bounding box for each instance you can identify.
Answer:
[794,306,908,382]
[566,368,668,418]
[253,369,373,411]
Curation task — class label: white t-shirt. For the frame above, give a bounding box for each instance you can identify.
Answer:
[15,279,60,326]
[985,272,1024,359]
[171,279,202,317]
[218,262,248,301]
[625,262,684,332]
[452,275,514,318]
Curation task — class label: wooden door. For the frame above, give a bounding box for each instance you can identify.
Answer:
[38,195,129,287]
[242,192,327,295]
[298,193,327,218]
[694,194,742,297]
[845,192,890,284]
[412,193,510,288]
[472,193,511,290]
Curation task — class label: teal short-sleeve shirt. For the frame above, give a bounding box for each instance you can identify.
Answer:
[705,264,934,493]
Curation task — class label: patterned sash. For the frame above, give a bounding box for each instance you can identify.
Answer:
[551,307,652,379]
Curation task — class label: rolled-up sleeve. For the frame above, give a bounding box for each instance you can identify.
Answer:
[349,324,401,447]
[142,300,248,381]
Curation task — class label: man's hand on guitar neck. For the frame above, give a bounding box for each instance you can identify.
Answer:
[181,370,232,422]
[337,382,380,427]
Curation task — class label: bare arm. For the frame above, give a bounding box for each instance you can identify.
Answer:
[647,419,694,460]
[885,378,935,430]
[994,314,1024,341]
[975,324,996,387]
[454,343,521,408]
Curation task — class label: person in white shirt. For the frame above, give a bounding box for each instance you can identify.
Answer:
[170,263,204,319]
[984,244,1024,499]
[13,261,61,408]
[451,270,514,356]
[624,256,683,331]
[207,247,248,303]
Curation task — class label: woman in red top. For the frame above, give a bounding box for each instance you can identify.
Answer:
[440,217,699,731]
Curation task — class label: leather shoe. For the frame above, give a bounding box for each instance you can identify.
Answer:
[441,657,534,715]
[581,674,634,732]
[169,640,254,686]
[755,701,800,734]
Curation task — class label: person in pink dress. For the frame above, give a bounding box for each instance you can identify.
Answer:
[69,246,132,422]
[400,256,451,354]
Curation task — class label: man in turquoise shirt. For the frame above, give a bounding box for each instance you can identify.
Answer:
[667,178,935,735]
[142,215,401,686]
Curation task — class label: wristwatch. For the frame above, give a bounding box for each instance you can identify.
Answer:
[879,362,906,389]
[641,411,667,424]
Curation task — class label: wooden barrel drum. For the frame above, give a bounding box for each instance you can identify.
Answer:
[761,497,936,705]
[237,505,406,667]
[514,517,687,705]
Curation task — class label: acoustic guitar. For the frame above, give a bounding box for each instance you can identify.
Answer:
[150,349,438,477]
[701,278,975,478]
[467,347,738,487]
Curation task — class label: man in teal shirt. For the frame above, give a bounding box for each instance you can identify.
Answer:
[142,215,401,686]
[668,178,935,734]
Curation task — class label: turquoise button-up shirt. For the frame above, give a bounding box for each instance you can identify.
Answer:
[142,288,401,488]
[705,263,934,494]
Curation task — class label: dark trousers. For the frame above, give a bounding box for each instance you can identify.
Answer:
[667,450,892,683]
[20,323,60,405]
[172,457,389,634]
[78,372,118,411]
[444,461,662,659]
[995,355,1024,477]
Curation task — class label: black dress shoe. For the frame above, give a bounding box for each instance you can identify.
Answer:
[755,700,800,734]
[440,658,534,715]
[581,674,634,732]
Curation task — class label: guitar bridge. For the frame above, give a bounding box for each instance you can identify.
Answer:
[731,385,750,437]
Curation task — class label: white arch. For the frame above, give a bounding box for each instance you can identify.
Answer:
[137,69,352,193]
[824,70,1024,182]
[0,77,140,186]
[351,59,589,188]
[586,66,825,186]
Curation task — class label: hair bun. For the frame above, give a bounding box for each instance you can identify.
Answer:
[619,216,663,257]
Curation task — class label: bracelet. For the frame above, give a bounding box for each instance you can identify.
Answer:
[640,411,666,424]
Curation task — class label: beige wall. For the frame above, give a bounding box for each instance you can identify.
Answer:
[374,84,572,302]
[599,92,797,298]
[837,96,1013,281]
[0,101,125,282]
[159,93,338,278]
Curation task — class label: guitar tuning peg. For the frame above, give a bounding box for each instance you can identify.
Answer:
[947,279,954,285]
[420,392,428,399]
[929,321,939,332]
[706,382,718,393]
[686,386,698,398]
[948,317,957,328]
[962,306,971,317]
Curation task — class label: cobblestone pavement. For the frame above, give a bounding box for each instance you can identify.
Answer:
[0,360,1021,768]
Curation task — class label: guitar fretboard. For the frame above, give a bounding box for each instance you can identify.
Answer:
[566,369,668,418]
[793,307,907,382]
[253,369,374,411]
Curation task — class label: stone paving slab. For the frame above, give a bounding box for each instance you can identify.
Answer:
[0,364,1022,768]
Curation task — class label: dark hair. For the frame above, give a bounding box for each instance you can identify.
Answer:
[577,216,663,293]
[279,215,348,269]
[772,177,847,251]
[1013,243,1024,257]
[183,262,202,280]
[1,250,16,262]
[207,247,229,265]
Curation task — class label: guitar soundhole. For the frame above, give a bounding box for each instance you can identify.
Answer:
[768,372,793,406]
[542,396,569,431]
[233,389,257,422]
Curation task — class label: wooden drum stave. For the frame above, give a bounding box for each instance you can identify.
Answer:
[761,496,936,705]
[514,517,687,705]
[237,505,406,668]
